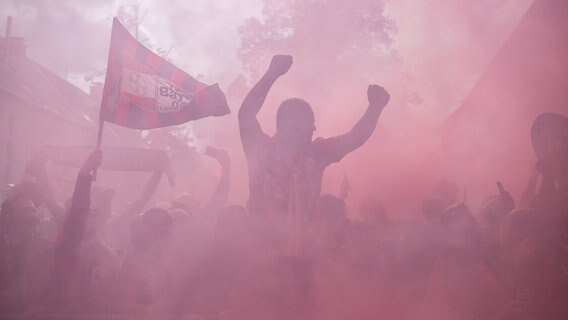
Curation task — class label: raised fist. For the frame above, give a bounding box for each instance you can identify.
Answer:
[367,84,390,108]
[268,55,293,76]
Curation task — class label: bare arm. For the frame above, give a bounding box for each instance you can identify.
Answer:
[124,170,163,216]
[326,85,390,160]
[201,147,231,217]
[55,151,101,259]
[238,55,293,150]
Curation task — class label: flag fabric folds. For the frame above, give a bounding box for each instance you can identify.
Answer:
[99,18,230,129]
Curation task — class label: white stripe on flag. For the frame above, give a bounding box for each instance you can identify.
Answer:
[120,68,196,113]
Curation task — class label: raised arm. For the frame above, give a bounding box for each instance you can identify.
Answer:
[124,170,163,216]
[238,55,293,149]
[55,150,102,259]
[326,85,390,160]
[201,146,231,218]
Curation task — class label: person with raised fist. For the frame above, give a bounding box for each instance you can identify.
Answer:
[238,54,390,252]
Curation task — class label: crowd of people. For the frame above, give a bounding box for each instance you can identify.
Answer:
[1,55,567,319]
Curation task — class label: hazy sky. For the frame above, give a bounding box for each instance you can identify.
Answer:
[0,0,532,120]
[0,0,262,89]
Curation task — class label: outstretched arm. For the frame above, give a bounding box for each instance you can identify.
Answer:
[201,147,231,218]
[55,150,102,259]
[238,55,293,150]
[324,85,390,161]
[124,170,163,216]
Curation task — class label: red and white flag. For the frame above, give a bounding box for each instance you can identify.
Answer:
[99,18,230,129]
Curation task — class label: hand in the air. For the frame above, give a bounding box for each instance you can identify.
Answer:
[268,55,293,77]
[367,84,390,108]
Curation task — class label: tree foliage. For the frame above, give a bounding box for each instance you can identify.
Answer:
[238,0,398,82]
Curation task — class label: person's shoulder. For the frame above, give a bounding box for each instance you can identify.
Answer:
[312,136,340,152]
[312,136,331,144]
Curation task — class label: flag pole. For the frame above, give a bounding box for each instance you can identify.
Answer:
[96,119,104,150]
[92,117,105,181]
[91,17,116,181]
